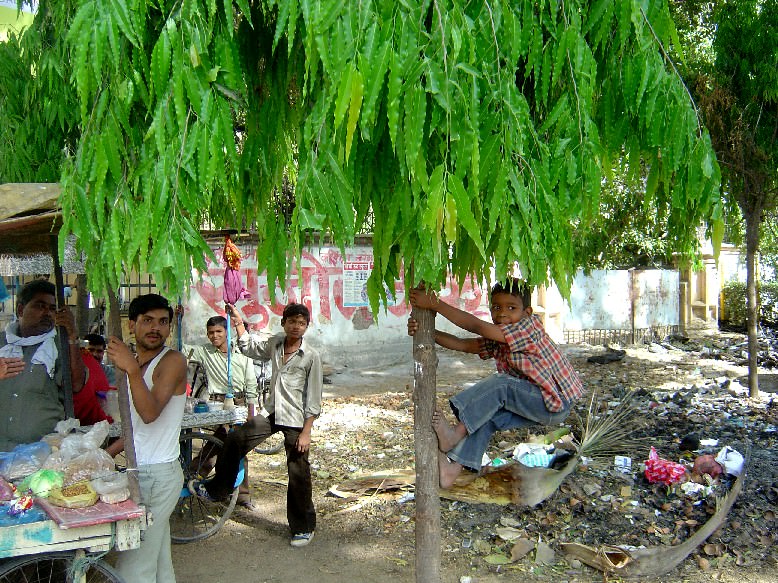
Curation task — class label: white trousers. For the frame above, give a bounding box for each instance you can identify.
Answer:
[115,460,182,583]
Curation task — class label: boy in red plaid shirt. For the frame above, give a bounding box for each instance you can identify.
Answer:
[408,279,583,488]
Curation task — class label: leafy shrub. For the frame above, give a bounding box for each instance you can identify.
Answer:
[721,280,778,326]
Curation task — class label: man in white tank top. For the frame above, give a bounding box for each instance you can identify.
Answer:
[106,294,187,583]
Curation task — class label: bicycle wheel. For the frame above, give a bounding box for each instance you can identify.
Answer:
[171,432,238,544]
[0,551,123,583]
[254,432,284,455]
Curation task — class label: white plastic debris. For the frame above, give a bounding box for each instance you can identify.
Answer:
[614,455,632,473]
[715,446,745,476]
[681,482,713,496]
[513,443,553,467]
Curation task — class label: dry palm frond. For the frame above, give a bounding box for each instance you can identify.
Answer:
[576,390,650,460]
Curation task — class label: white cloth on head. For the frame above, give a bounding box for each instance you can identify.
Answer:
[0,321,58,377]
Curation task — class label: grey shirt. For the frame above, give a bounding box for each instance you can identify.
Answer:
[236,333,322,428]
[0,332,64,451]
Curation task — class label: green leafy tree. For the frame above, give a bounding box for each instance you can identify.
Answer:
[45,0,721,303]
[0,2,79,181]
[2,2,722,579]
[673,0,778,398]
[574,167,681,269]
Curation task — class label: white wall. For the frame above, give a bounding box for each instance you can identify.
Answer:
[563,269,679,330]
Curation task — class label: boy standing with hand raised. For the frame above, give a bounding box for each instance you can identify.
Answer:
[192,302,322,547]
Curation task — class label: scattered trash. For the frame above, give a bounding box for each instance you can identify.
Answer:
[587,349,626,364]
[561,542,633,572]
[692,454,723,478]
[699,439,719,447]
[513,443,553,467]
[516,452,552,468]
[397,492,415,504]
[681,482,713,497]
[715,446,744,476]
[679,433,700,451]
[614,455,632,474]
[495,526,523,541]
[644,447,687,485]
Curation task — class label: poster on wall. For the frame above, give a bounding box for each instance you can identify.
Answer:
[342,247,372,307]
[342,247,397,307]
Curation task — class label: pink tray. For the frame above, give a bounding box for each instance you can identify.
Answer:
[36,497,143,529]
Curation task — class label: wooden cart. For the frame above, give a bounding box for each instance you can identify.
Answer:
[0,183,146,582]
[0,497,145,582]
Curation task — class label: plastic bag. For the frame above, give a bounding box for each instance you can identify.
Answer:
[715,446,744,477]
[42,450,70,473]
[59,421,111,463]
[41,432,65,451]
[81,421,110,451]
[63,449,115,486]
[18,469,64,497]
[54,418,81,435]
[91,471,129,496]
[0,442,52,481]
[644,446,687,485]
[0,476,15,501]
[99,488,130,504]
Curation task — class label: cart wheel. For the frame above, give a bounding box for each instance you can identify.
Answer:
[253,432,284,455]
[171,432,238,544]
[0,551,123,582]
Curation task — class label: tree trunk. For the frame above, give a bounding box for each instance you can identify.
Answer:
[107,285,141,503]
[745,211,761,398]
[106,286,123,338]
[411,303,441,583]
[75,273,89,337]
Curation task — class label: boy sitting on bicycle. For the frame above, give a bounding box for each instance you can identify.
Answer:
[191,303,323,548]
[183,315,258,509]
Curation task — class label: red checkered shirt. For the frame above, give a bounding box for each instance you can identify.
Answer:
[479,315,584,412]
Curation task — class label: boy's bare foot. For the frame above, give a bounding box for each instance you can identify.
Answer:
[438,452,464,489]
[432,408,466,452]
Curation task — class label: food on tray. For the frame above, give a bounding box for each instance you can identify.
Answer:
[48,480,98,508]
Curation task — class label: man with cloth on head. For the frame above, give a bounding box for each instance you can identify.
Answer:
[0,279,86,451]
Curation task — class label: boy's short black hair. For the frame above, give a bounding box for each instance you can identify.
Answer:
[84,333,107,347]
[128,293,174,321]
[490,279,531,309]
[206,315,228,329]
[281,303,310,324]
[18,279,56,307]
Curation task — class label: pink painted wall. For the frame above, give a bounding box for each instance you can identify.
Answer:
[182,241,490,364]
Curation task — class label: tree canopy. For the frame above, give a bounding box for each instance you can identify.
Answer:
[1,0,721,307]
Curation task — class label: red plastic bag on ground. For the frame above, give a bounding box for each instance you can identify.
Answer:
[644,447,687,485]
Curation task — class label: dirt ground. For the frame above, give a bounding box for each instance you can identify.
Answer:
[171,332,778,583]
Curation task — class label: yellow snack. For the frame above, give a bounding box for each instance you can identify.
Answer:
[47,481,98,508]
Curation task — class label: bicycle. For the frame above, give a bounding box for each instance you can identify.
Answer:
[168,358,282,543]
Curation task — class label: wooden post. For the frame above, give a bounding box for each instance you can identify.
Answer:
[411,301,441,583]
[50,235,75,419]
[75,273,89,336]
[107,285,141,504]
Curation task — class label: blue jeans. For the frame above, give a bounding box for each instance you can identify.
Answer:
[447,374,571,471]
